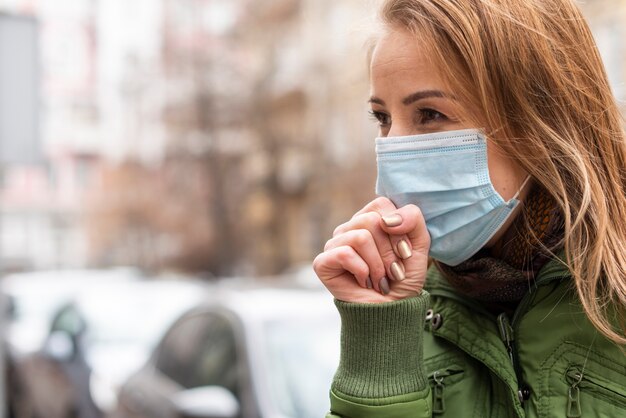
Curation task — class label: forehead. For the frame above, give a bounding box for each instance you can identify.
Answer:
[370,28,447,93]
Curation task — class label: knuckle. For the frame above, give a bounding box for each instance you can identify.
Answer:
[335,246,353,264]
[312,253,325,273]
[407,204,424,219]
[347,212,382,231]
[380,246,398,263]
[372,196,392,209]
[352,261,369,280]
[332,223,346,237]
[352,229,371,247]
[356,267,369,281]
[361,211,382,226]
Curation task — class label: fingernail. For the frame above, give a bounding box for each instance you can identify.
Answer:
[390,262,405,281]
[382,214,403,227]
[366,277,373,289]
[379,277,390,295]
[397,240,412,260]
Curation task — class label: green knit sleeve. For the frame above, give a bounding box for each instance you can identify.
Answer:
[328,293,432,418]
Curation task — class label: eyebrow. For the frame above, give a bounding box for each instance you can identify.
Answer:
[368,89,454,106]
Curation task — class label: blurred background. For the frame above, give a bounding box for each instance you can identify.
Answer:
[0,0,382,277]
[0,0,623,417]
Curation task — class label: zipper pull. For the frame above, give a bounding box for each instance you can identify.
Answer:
[497,313,515,364]
[567,385,581,417]
[432,370,446,414]
[498,313,531,405]
[567,371,583,418]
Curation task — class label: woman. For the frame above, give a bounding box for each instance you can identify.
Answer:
[313,0,626,416]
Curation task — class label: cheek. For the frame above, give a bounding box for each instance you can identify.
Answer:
[486,144,525,200]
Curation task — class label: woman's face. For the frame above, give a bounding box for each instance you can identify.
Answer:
[369,27,530,245]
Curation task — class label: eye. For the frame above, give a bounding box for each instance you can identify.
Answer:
[368,110,391,127]
[416,108,448,124]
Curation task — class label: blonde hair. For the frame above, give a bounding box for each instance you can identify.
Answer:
[378,0,626,345]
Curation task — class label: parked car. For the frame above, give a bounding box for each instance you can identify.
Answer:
[2,268,141,356]
[1,268,141,418]
[15,279,207,418]
[113,286,340,418]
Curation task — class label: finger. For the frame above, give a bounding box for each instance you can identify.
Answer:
[381,205,430,260]
[372,205,430,289]
[324,229,385,289]
[352,196,398,218]
[313,246,370,289]
[349,197,414,263]
[333,211,406,285]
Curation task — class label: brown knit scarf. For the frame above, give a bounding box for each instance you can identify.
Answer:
[437,186,564,313]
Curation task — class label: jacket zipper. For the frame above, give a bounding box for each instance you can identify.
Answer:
[497,313,527,403]
[565,366,626,416]
[499,273,569,405]
[428,369,463,415]
[429,269,569,408]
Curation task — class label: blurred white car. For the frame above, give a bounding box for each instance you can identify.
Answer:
[15,278,208,418]
[1,268,141,356]
[113,285,340,418]
[1,268,142,418]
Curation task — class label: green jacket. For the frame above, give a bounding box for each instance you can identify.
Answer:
[327,256,626,417]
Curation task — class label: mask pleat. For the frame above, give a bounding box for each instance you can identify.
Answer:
[384,185,496,218]
[377,150,490,193]
[430,205,516,266]
[374,128,523,266]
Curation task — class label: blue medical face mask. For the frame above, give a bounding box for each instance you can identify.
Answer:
[375,128,528,266]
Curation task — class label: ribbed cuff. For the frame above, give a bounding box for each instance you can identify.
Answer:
[332,292,430,399]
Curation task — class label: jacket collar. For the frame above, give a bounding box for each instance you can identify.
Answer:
[424,251,570,318]
[426,251,569,295]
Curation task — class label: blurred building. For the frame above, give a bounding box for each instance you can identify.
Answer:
[581,0,626,107]
[0,0,379,275]
[0,0,99,270]
[0,0,624,275]
[85,0,380,275]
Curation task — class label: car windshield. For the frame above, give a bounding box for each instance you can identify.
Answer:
[3,271,139,353]
[81,283,201,348]
[263,315,340,418]
[78,282,205,384]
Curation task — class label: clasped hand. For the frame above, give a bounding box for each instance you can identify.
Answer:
[313,197,431,303]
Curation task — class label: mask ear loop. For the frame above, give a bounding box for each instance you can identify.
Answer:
[512,175,532,200]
